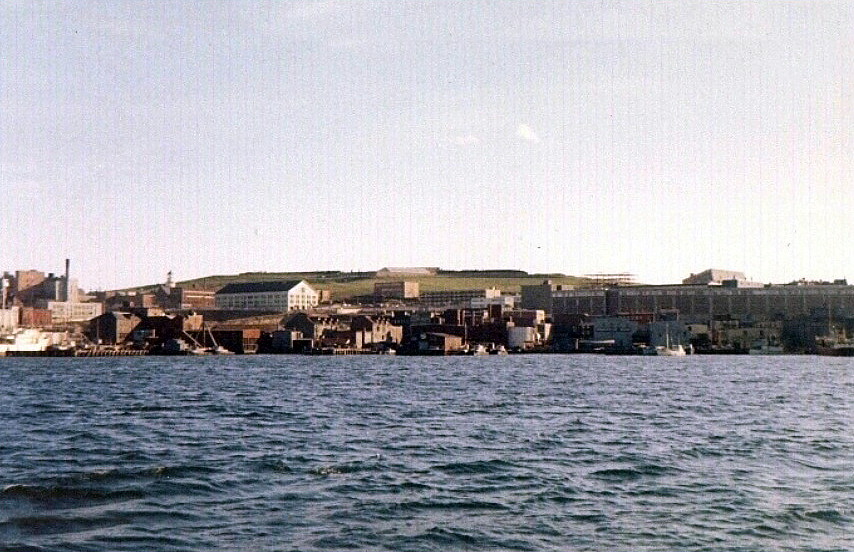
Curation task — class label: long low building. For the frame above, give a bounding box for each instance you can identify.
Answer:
[524,279,854,323]
[215,280,318,311]
[374,280,419,300]
[418,288,501,308]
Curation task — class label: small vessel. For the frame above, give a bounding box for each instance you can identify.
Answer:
[0,329,52,356]
[206,345,234,355]
[159,338,195,355]
[200,325,234,355]
[644,327,686,356]
[489,344,509,355]
[815,310,854,356]
[656,342,687,357]
[748,338,785,355]
[462,344,489,356]
[156,326,235,356]
[815,329,854,356]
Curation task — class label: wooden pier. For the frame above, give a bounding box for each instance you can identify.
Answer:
[3,349,148,358]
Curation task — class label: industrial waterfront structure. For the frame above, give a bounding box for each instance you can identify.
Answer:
[2,259,103,324]
[5,261,854,355]
[522,271,854,324]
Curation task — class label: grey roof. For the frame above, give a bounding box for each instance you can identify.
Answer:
[682,269,747,285]
[216,280,306,295]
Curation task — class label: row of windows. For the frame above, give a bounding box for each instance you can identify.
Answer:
[216,294,318,309]
[602,288,854,298]
[553,293,854,318]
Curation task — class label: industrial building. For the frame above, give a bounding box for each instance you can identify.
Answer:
[418,288,502,309]
[522,270,854,325]
[374,281,420,300]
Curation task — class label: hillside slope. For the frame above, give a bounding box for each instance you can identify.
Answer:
[126,270,589,301]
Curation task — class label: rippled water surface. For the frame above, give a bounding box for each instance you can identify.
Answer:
[1,355,852,551]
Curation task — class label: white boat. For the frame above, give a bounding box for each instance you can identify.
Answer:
[462,344,489,355]
[199,325,234,355]
[656,343,686,356]
[815,313,854,356]
[0,329,52,356]
[643,327,686,356]
[159,326,235,355]
[815,330,854,357]
[206,345,234,355]
[748,339,785,355]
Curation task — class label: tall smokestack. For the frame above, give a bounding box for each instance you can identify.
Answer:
[65,258,70,302]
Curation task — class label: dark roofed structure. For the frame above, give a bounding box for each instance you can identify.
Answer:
[216,281,303,295]
[682,269,747,286]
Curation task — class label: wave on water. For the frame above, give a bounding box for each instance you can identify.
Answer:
[432,458,517,475]
[1,483,144,503]
[1,463,225,508]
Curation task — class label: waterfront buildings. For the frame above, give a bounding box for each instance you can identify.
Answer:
[419,288,502,309]
[2,260,103,325]
[155,274,217,310]
[280,312,403,351]
[5,261,854,355]
[536,282,854,323]
[104,283,216,311]
[522,271,854,325]
[519,269,854,353]
[89,311,143,345]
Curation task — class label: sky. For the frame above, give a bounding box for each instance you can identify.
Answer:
[1,1,851,290]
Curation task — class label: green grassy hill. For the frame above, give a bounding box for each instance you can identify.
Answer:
[165,270,589,301]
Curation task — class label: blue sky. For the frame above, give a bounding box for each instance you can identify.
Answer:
[1,1,851,290]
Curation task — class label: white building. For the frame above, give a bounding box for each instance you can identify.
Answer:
[215,280,319,311]
[471,294,518,310]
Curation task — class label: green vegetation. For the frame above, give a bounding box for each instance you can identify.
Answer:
[161,270,588,301]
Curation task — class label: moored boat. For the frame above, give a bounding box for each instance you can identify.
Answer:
[642,327,686,356]
[0,329,53,356]
[815,331,854,356]
[748,339,785,355]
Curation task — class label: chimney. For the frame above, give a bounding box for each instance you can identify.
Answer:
[65,258,70,302]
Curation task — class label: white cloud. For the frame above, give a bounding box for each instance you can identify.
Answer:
[516,124,540,142]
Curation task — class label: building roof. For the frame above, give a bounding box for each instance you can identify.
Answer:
[376,267,438,276]
[682,269,746,285]
[216,280,309,295]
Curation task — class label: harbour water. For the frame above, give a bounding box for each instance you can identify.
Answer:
[1,355,851,551]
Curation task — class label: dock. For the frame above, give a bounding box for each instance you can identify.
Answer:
[3,349,148,357]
